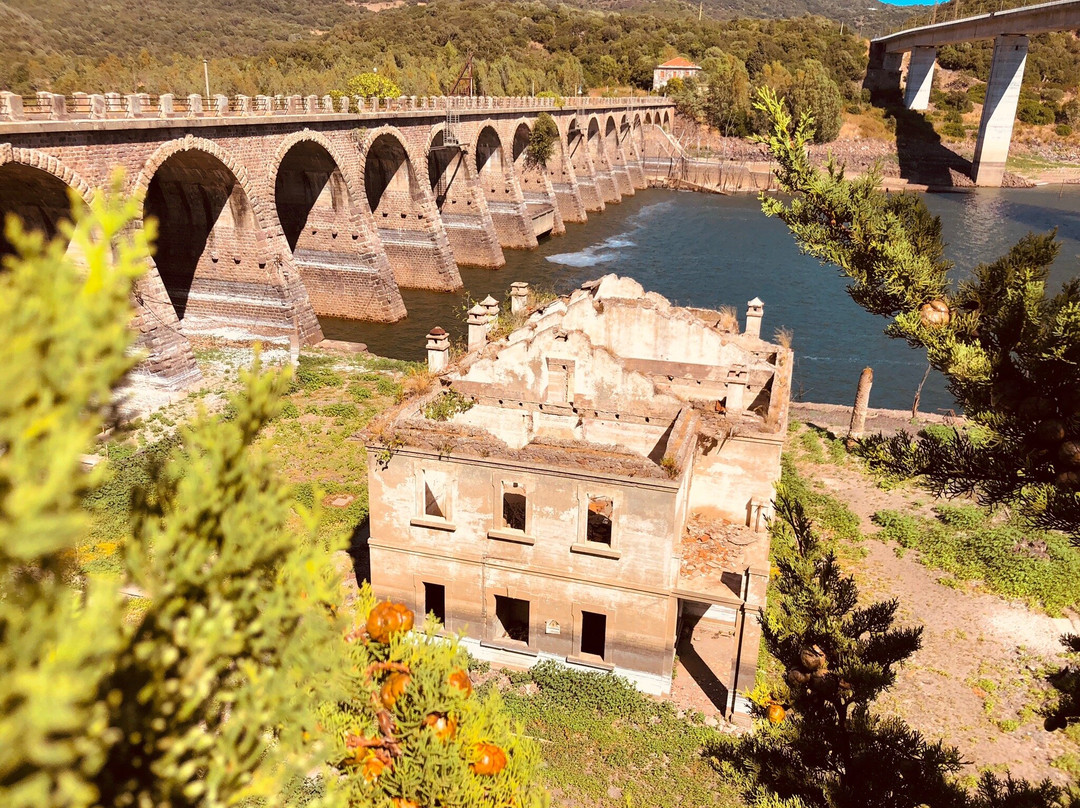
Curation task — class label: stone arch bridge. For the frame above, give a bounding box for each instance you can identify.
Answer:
[0,92,674,387]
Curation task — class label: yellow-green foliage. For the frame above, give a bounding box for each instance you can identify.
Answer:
[0,189,345,808]
[317,587,547,808]
[0,183,140,808]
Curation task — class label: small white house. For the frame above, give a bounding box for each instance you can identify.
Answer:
[652,57,703,91]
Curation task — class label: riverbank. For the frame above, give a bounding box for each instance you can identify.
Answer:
[661,117,1080,194]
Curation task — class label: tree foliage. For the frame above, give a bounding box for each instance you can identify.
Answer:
[524,112,558,170]
[317,593,546,808]
[6,0,871,102]
[712,482,1063,808]
[754,88,1080,540]
[0,191,545,808]
[340,72,402,100]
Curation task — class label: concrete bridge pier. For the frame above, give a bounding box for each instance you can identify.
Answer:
[973,35,1029,187]
[864,41,904,98]
[904,46,937,111]
[428,132,505,269]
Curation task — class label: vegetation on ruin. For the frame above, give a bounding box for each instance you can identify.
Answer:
[423,390,475,422]
[756,88,1080,541]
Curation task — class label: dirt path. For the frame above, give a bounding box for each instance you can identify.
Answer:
[800,446,1079,785]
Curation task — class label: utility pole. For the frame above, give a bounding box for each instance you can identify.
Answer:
[203,59,210,101]
[698,1,703,21]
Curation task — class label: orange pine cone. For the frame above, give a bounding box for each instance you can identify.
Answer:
[380,671,412,709]
[471,742,508,776]
[366,601,415,644]
[448,668,473,697]
[362,749,389,783]
[422,712,457,742]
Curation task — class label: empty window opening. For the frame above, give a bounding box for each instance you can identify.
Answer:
[545,358,574,404]
[494,595,530,644]
[423,471,447,519]
[586,496,613,545]
[503,485,527,532]
[580,611,607,659]
[424,582,446,624]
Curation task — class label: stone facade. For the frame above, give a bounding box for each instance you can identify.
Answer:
[0,96,672,388]
[365,275,791,722]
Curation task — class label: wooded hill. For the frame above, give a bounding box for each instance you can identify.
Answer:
[0,0,872,98]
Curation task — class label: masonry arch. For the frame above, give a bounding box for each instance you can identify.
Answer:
[645,112,653,125]
[272,131,359,253]
[605,116,620,156]
[140,143,262,322]
[512,121,531,164]
[364,130,425,220]
[427,127,466,210]
[663,110,671,128]
[0,148,92,258]
[587,116,603,162]
[512,120,546,194]
[475,125,506,182]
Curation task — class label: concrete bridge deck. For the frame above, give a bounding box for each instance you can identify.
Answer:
[0,92,674,388]
[866,0,1080,187]
[876,0,1080,51]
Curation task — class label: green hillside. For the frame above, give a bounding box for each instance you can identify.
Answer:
[0,0,872,98]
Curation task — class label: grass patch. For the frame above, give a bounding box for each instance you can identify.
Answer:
[497,661,741,808]
[871,504,1080,615]
[780,455,861,546]
[292,354,344,392]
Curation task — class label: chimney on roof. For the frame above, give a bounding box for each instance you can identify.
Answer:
[745,297,764,339]
[481,294,500,323]
[467,303,489,351]
[726,364,748,414]
[510,281,529,315]
[426,326,449,373]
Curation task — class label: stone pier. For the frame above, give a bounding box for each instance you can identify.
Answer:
[428,130,504,268]
[566,122,605,213]
[587,118,621,204]
[475,123,537,250]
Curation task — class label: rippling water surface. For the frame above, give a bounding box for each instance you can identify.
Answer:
[322,185,1080,412]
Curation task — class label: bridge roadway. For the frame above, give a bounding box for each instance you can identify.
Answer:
[865,0,1080,187]
[0,92,673,387]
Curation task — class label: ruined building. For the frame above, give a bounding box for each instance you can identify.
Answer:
[364,275,792,722]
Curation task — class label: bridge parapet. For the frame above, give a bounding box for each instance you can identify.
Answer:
[0,91,668,125]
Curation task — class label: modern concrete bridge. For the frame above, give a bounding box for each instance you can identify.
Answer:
[0,91,673,387]
[866,0,1080,186]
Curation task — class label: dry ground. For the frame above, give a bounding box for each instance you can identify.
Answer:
[789,419,1080,787]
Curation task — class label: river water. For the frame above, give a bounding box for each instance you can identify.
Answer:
[322,185,1080,412]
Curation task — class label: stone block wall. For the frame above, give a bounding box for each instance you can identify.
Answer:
[0,100,673,386]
